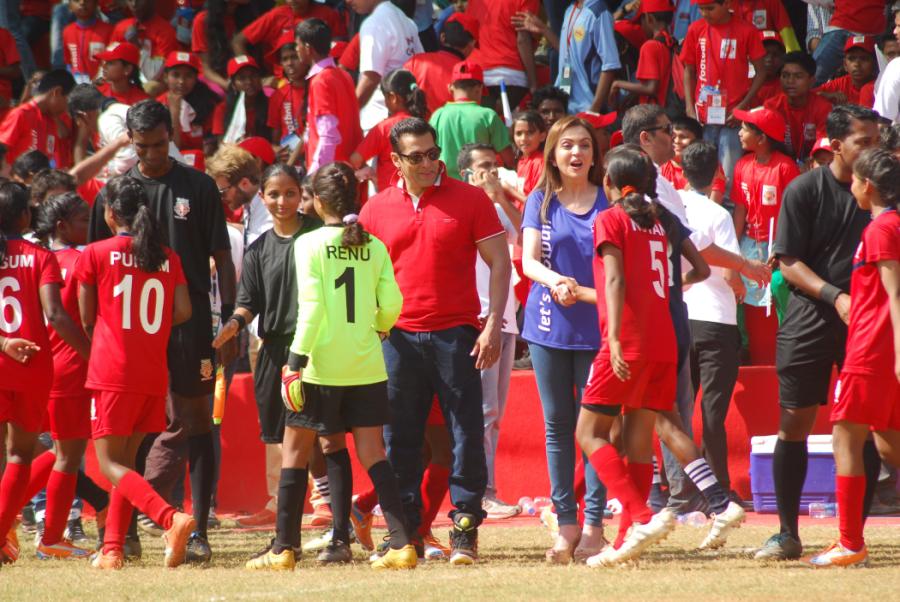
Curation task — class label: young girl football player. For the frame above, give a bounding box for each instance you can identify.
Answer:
[810,148,900,568]
[0,182,90,564]
[76,175,194,570]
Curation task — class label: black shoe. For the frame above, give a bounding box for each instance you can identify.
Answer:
[185,532,212,564]
[448,513,478,565]
[124,533,142,561]
[316,540,352,564]
[65,517,89,544]
[21,505,37,534]
[136,512,164,536]
[753,532,802,561]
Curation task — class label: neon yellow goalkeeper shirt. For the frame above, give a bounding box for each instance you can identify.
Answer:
[290,226,403,386]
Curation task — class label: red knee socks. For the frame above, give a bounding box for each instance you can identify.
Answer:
[102,489,134,554]
[355,486,379,514]
[0,462,31,545]
[23,450,56,503]
[612,462,653,548]
[837,474,866,551]
[116,470,176,531]
[588,446,652,528]
[42,470,77,546]
[418,463,450,538]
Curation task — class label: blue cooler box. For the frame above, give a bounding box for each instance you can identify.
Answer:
[750,435,836,514]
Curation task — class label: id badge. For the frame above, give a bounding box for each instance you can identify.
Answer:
[281,132,301,151]
[706,89,727,125]
[74,73,92,85]
[559,63,572,95]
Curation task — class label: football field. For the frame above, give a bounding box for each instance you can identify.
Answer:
[1,517,899,601]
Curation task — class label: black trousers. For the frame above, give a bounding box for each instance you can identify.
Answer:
[689,320,741,492]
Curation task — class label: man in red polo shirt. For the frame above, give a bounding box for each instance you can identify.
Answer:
[0,69,75,167]
[110,0,178,82]
[359,117,511,565]
[404,13,478,114]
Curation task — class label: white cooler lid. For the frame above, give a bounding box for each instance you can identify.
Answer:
[751,434,833,454]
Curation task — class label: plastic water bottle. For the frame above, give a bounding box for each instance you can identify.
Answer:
[518,496,536,516]
[677,511,708,527]
[532,497,552,513]
[808,502,837,518]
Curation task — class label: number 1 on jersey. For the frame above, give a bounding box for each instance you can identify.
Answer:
[335,267,356,323]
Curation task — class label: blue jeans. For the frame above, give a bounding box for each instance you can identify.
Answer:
[813,29,851,86]
[0,1,36,78]
[50,3,75,70]
[703,124,742,202]
[528,342,607,527]
[383,326,488,530]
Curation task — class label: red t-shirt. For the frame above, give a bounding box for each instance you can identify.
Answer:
[63,20,114,80]
[48,247,88,399]
[859,81,876,108]
[0,238,62,393]
[339,33,360,72]
[20,0,51,19]
[0,100,58,165]
[96,81,150,106]
[734,0,792,32]
[359,168,505,332]
[403,49,462,115]
[267,82,305,138]
[816,75,873,107]
[517,149,544,197]
[242,5,346,64]
[306,63,362,168]
[74,236,186,396]
[831,0,886,36]
[731,150,799,241]
[77,178,104,206]
[754,77,781,105]
[660,159,727,195]
[190,10,235,54]
[355,112,410,192]
[764,92,832,160]
[111,16,179,62]
[466,0,540,71]
[844,209,900,375]
[635,34,674,106]
[680,16,766,119]
[593,204,675,362]
[0,27,21,102]
[211,99,258,137]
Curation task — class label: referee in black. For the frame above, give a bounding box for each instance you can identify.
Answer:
[755,105,882,561]
[88,100,236,563]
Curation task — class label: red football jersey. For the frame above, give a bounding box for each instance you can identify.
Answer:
[354,111,410,192]
[74,236,186,396]
[731,150,800,241]
[466,0,540,71]
[0,100,59,166]
[306,63,362,169]
[49,247,88,398]
[242,5,346,66]
[635,35,673,106]
[63,20,114,80]
[816,75,872,107]
[764,92,832,160]
[110,16,178,62]
[267,82,305,139]
[733,0,792,32]
[96,82,150,106]
[593,205,676,362]
[516,150,544,197]
[0,238,63,392]
[843,210,900,376]
[403,49,460,115]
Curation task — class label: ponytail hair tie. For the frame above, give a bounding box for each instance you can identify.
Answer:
[409,82,418,91]
[620,185,638,197]
[342,213,359,225]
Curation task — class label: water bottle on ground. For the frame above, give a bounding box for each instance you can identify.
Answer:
[532,497,552,513]
[808,502,837,518]
[518,496,536,516]
[677,511,708,527]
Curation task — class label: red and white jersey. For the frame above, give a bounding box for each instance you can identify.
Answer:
[843,209,900,376]
[593,205,676,363]
[0,238,62,392]
[48,247,88,398]
[74,235,186,396]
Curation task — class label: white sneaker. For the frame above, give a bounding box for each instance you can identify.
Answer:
[698,502,745,550]
[482,497,521,520]
[614,508,675,563]
[586,544,619,567]
[302,529,333,552]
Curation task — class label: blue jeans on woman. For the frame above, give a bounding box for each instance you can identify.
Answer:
[528,342,607,527]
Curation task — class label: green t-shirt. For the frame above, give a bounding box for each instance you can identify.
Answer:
[290,226,403,386]
[429,100,511,180]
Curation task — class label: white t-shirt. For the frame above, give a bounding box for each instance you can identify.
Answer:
[476,203,519,335]
[680,189,740,325]
[874,56,900,124]
[655,164,688,226]
[243,192,273,247]
[358,1,423,131]
[97,102,185,177]
[210,224,244,333]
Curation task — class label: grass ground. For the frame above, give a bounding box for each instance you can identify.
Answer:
[1,517,899,601]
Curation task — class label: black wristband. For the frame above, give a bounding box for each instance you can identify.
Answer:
[221,304,235,320]
[287,352,309,371]
[820,283,843,306]
[229,313,247,330]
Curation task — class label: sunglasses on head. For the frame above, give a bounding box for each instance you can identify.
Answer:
[397,147,442,164]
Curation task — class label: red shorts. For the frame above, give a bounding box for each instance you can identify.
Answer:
[426,395,444,426]
[831,372,900,431]
[582,358,676,412]
[48,394,92,441]
[0,388,48,432]
[90,391,166,439]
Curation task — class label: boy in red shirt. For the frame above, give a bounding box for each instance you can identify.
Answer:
[0,27,21,115]
[610,0,675,107]
[0,70,76,168]
[660,115,727,203]
[95,42,149,105]
[266,32,306,166]
[755,30,785,105]
[63,0,113,83]
[732,0,799,51]
[110,0,179,82]
[816,36,877,107]
[764,52,832,162]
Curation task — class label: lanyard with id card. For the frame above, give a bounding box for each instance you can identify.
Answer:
[559,4,585,95]
[698,85,728,125]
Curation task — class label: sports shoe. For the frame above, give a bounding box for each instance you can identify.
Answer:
[36,539,92,560]
[754,532,803,561]
[303,529,334,552]
[317,540,352,564]
[185,532,212,564]
[235,508,276,529]
[449,513,478,565]
[540,505,559,539]
[90,549,124,570]
[137,512,164,536]
[20,505,36,534]
[245,547,296,571]
[482,496,521,520]
[698,501,746,550]
[423,531,450,560]
[33,520,44,546]
[65,517,90,545]
[306,503,333,528]
[1,527,20,564]
[370,544,417,570]
[349,499,374,551]
[162,512,196,568]
[605,509,676,565]
[808,542,869,568]
[124,533,142,561]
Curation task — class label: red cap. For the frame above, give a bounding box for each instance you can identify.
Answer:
[733,107,786,143]
[96,41,140,66]
[760,30,784,49]
[227,55,260,78]
[446,12,480,43]
[638,0,674,14]
[267,31,296,62]
[237,137,275,167]
[577,111,618,130]
[811,137,833,156]
[609,130,624,149]
[451,60,484,85]
[614,19,646,50]
[844,35,876,54]
[164,51,201,72]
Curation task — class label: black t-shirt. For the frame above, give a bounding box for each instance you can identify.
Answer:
[773,165,869,306]
[88,161,231,295]
[236,216,322,341]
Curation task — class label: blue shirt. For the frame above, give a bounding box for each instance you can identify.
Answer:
[673,0,701,42]
[522,188,607,350]
[555,0,621,113]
